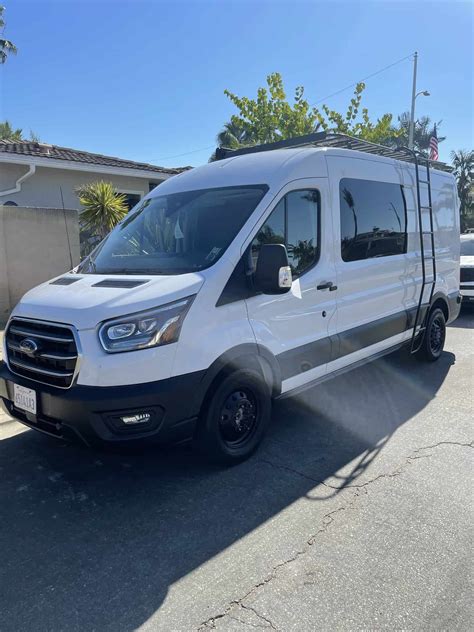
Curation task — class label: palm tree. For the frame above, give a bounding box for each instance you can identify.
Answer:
[395,112,446,154]
[0,6,17,64]
[216,120,253,149]
[451,149,474,231]
[209,120,255,162]
[0,120,22,141]
[76,181,128,240]
[342,187,358,239]
[287,239,316,273]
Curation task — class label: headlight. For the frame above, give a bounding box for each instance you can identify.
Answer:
[99,296,195,353]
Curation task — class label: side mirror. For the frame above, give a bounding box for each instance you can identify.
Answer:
[255,244,292,294]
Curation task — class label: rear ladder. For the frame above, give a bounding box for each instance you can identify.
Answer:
[410,154,437,353]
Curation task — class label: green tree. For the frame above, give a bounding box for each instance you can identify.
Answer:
[451,149,474,231]
[76,181,128,240]
[0,120,41,141]
[0,120,22,140]
[395,112,446,154]
[319,83,399,144]
[216,73,400,156]
[0,5,17,64]
[223,73,323,145]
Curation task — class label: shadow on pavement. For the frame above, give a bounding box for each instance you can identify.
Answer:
[448,304,474,328]
[0,346,456,630]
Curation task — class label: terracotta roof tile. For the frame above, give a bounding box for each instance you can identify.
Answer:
[0,140,188,175]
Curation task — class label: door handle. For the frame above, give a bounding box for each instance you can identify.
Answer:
[317,281,337,291]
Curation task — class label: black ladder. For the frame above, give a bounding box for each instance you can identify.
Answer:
[410,154,437,353]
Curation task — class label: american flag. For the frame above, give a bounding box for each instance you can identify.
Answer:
[429,124,439,161]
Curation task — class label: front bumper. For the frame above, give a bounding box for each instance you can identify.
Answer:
[0,362,205,447]
[460,284,474,301]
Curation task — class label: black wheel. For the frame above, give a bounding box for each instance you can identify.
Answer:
[194,368,271,465]
[415,307,446,362]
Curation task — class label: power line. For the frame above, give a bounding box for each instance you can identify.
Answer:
[151,52,415,162]
[310,52,414,106]
[151,145,215,162]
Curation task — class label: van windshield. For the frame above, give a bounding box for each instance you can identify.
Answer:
[78,185,268,275]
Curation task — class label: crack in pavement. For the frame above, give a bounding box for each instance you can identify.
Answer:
[227,613,272,630]
[197,439,473,630]
[197,502,359,630]
[259,441,473,491]
[240,604,279,630]
[409,440,474,454]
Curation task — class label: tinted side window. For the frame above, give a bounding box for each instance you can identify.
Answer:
[251,198,285,268]
[252,190,320,276]
[287,190,319,275]
[340,178,407,262]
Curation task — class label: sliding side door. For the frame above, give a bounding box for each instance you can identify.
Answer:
[326,156,411,372]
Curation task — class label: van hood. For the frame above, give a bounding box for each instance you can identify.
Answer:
[460,255,474,267]
[11,272,205,330]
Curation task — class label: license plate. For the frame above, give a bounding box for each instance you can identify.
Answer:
[13,384,37,415]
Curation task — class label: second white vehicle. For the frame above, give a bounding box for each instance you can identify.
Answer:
[0,133,461,463]
[460,234,474,303]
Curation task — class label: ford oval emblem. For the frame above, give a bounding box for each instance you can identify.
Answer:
[19,338,39,356]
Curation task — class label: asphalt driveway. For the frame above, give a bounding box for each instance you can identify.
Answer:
[0,309,472,631]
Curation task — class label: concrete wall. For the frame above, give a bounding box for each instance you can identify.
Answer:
[0,165,164,209]
[0,206,80,325]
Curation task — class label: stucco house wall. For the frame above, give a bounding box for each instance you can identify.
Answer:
[0,140,185,212]
[0,164,161,210]
[0,142,185,323]
[0,206,80,324]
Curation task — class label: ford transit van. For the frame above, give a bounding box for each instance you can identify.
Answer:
[0,133,461,464]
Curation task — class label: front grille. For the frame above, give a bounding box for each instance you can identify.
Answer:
[460,267,474,282]
[5,318,79,388]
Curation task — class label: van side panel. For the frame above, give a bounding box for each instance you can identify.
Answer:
[242,177,338,394]
[171,256,258,379]
[326,155,414,373]
[325,155,459,375]
[402,166,460,313]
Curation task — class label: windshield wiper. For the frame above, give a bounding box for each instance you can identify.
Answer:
[94,268,166,275]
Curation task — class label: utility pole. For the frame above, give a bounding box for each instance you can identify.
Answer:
[408,51,418,150]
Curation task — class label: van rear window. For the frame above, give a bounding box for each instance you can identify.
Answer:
[340,178,407,262]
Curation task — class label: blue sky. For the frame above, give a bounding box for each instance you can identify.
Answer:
[1,0,472,168]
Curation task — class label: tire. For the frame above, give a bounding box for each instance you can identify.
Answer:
[194,368,272,465]
[415,307,446,362]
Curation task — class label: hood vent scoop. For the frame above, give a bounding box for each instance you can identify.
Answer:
[92,279,150,289]
[50,277,82,286]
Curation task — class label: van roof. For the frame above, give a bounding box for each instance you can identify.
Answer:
[215,131,453,174]
[152,147,336,194]
[157,142,452,196]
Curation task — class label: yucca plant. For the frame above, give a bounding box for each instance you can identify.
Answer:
[76,181,128,240]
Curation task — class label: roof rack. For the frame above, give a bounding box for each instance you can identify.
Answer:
[214,131,453,173]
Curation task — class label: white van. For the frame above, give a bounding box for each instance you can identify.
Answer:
[0,133,461,464]
[460,234,474,302]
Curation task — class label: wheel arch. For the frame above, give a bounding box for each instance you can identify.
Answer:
[197,344,281,414]
[430,292,449,321]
